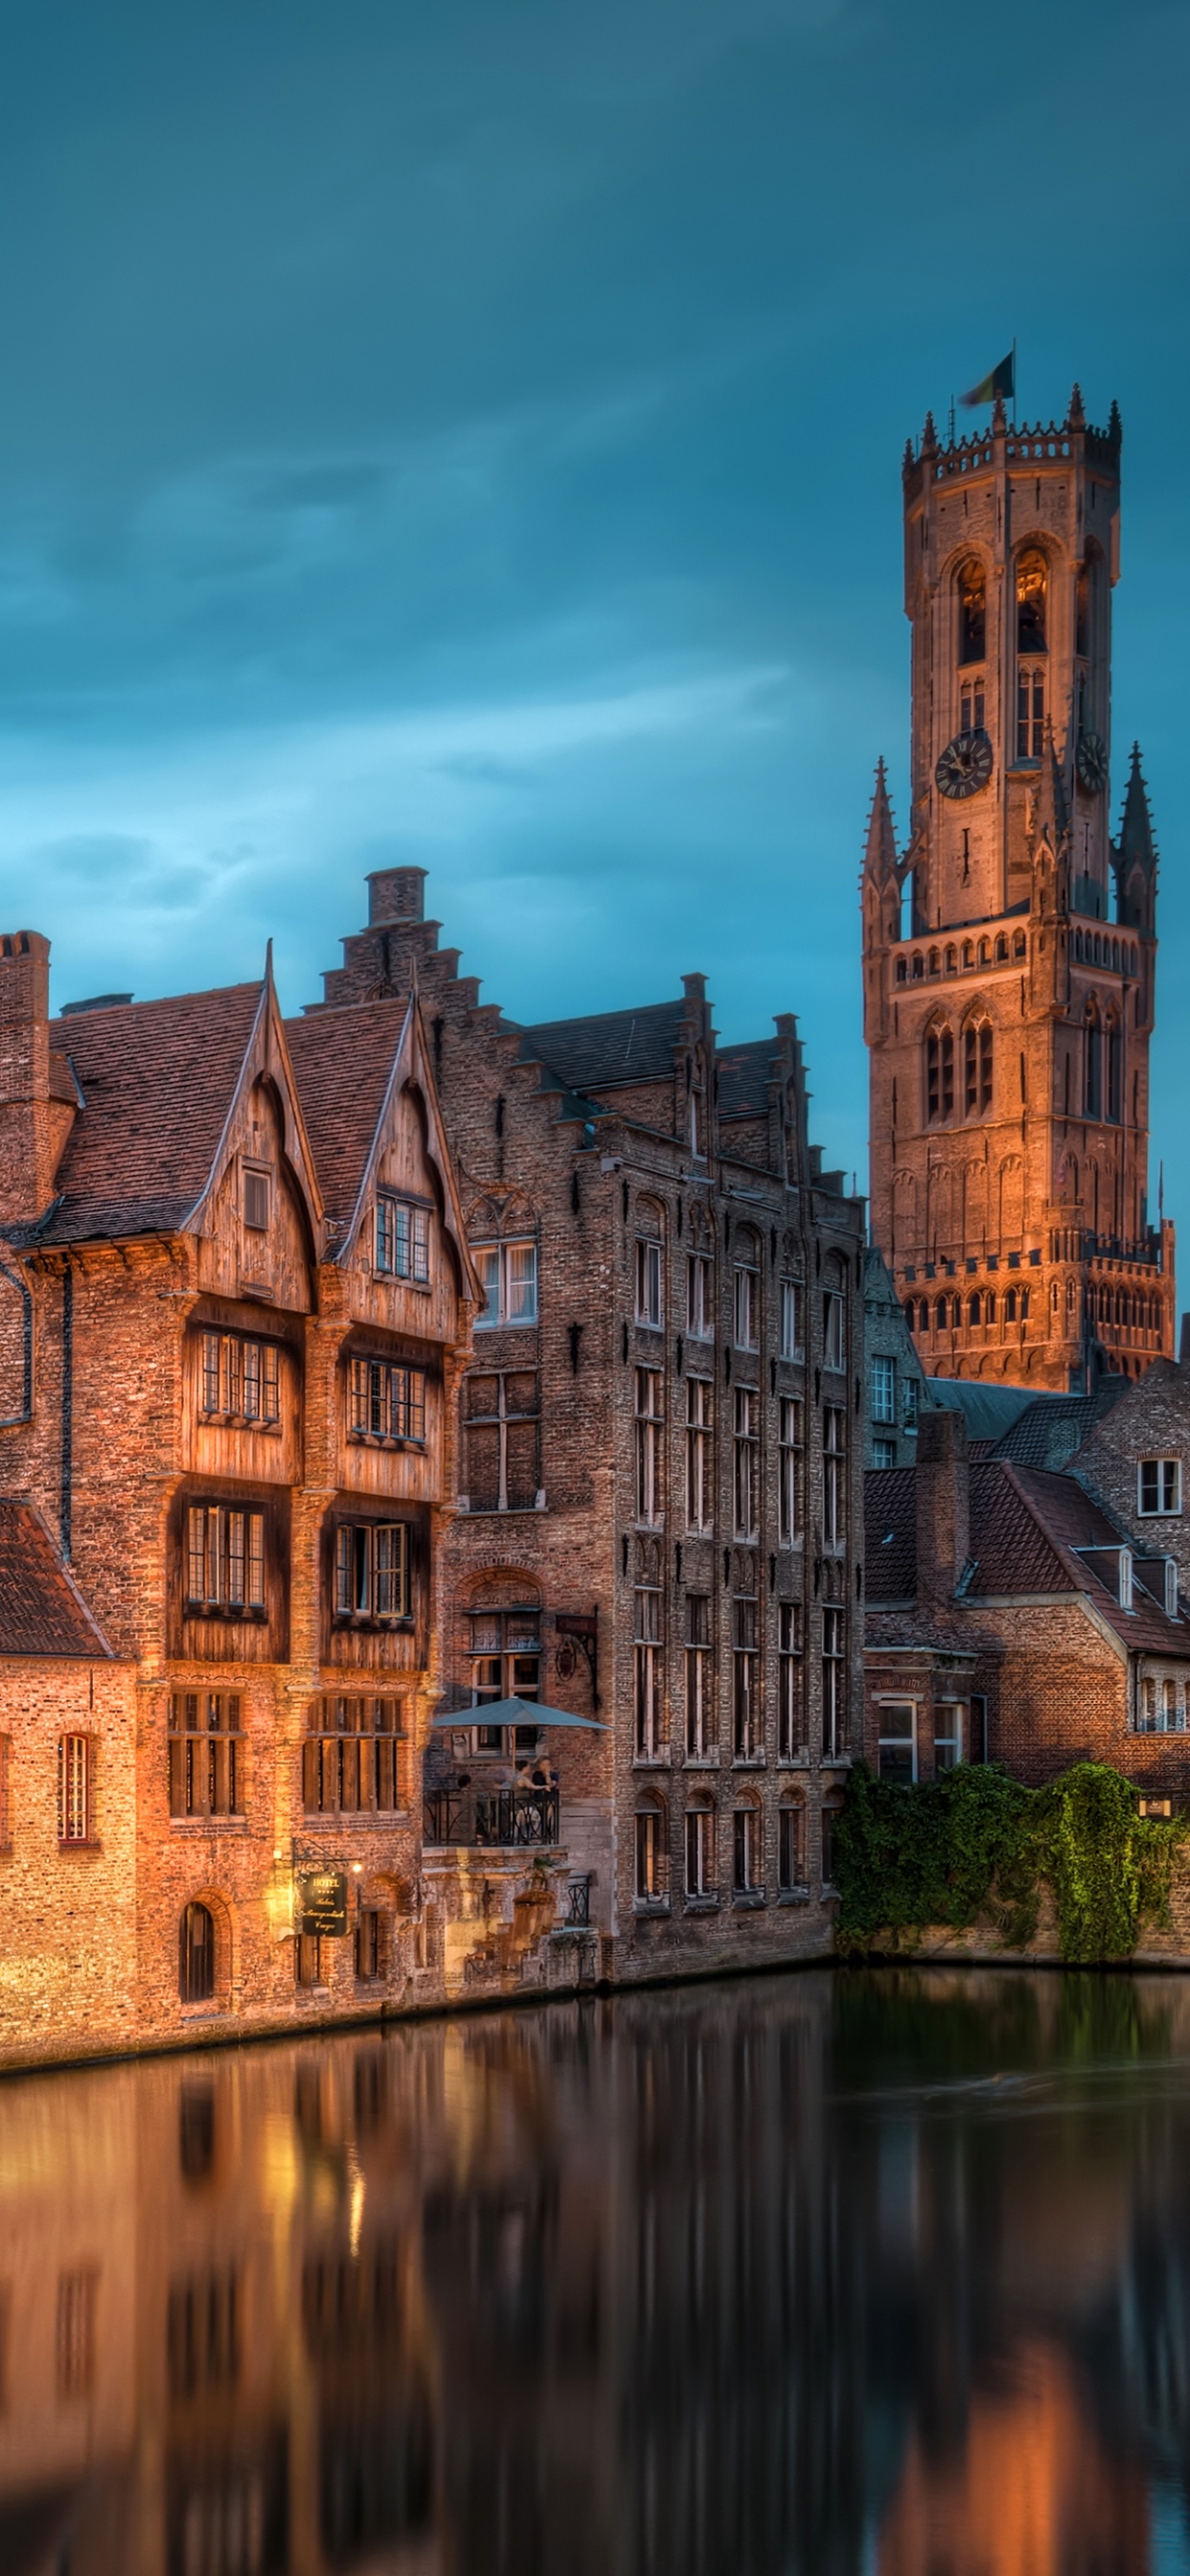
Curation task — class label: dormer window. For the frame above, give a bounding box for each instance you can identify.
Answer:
[376,1194,429,1283]
[242,1164,271,1231]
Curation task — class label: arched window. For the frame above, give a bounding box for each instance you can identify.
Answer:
[684,1796,716,1899]
[896,955,907,984]
[911,952,924,979]
[732,1795,763,1897]
[1013,930,1027,959]
[1107,1014,1121,1122]
[962,940,974,969]
[1017,547,1047,653]
[963,1022,993,1116]
[1085,1003,1102,1119]
[935,1295,949,1331]
[926,1025,954,1123]
[945,945,957,974]
[1005,1287,1018,1323]
[634,1796,668,1904]
[995,933,1009,963]
[1076,559,1090,658]
[1111,939,1120,973]
[1019,1289,1030,1323]
[180,1902,215,2004]
[969,1291,981,1325]
[927,948,941,976]
[986,1288,997,1323]
[958,556,986,665]
[978,938,991,966]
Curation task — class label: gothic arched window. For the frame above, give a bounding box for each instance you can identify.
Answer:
[1085,1003,1103,1120]
[926,1025,954,1124]
[180,1902,216,2004]
[963,1022,993,1117]
[1016,548,1047,654]
[968,1291,981,1325]
[1106,1013,1121,1123]
[958,557,986,665]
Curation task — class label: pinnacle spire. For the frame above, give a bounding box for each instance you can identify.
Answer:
[1117,743,1156,873]
[921,410,938,457]
[1066,382,1086,431]
[1030,719,1067,852]
[863,759,899,886]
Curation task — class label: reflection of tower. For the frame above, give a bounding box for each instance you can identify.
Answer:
[863,390,1176,1391]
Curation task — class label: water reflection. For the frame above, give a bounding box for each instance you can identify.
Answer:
[2,1968,1190,2573]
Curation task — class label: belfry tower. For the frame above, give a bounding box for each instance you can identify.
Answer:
[863,388,1175,1389]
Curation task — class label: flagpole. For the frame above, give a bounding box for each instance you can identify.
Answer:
[1013,336,1018,424]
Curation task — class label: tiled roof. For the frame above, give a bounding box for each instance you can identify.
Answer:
[285,1000,409,1230]
[865,1457,1189,1654]
[519,1000,686,1092]
[926,1379,1037,1441]
[29,983,263,1245]
[0,1505,113,1657]
[716,1039,777,1121]
[989,1380,1129,1469]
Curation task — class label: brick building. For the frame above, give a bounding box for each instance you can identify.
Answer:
[0,928,480,2060]
[863,389,1176,1389]
[308,865,867,1975]
[863,1247,930,1469]
[865,1407,1190,1795]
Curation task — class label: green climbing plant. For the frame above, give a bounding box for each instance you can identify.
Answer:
[834,1760,1182,1965]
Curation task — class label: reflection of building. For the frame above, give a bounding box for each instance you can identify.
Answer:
[864,391,1176,1390]
[313,868,866,1981]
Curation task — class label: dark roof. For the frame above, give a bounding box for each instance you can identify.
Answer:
[519,1000,686,1092]
[285,1000,409,1230]
[926,1379,1037,1441]
[716,1040,776,1121]
[989,1380,1130,1469]
[0,1505,113,1657]
[29,983,263,1245]
[865,1459,1188,1655]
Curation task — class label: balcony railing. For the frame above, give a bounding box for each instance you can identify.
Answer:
[424,1785,561,1850]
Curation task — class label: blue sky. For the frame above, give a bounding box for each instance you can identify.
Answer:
[1,0,1188,1229]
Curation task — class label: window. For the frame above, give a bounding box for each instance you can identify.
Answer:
[684,1804,716,1899]
[959,683,985,734]
[350,1357,426,1445]
[1017,668,1045,760]
[179,1902,216,2005]
[462,1371,538,1511]
[1136,1676,1185,1736]
[1016,546,1047,653]
[823,1280,846,1370]
[57,1736,92,1845]
[376,1195,430,1283]
[634,1588,664,1756]
[169,1693,243,1819]
[732,1805,762,1896]
[779,1277,804,1362]
[872,1438,896,1470]
[634,1805,667,1903]
[687,1254,713,1341]
[469,1607,541,1730]
[869,1355,896,1425]
[333,1522,410,1621]
[734,1255,760,1352]
[1139,1459,1181,1517]
[732,1595,760,1760]
[823,1407,845,1551]
[1107,1017,1121,1122]
[957,556,986,664]
[685,1377,712,1534]
[733,1387,759,1540]
[186,1506,265,1615]
[635,1368,664,1526]
[199,1332,281,1424]
[934,1703,965,1771]
[355,1910,386,1982]
[474,1238,538,1325]
[822,1608,846,1758]
[778,1804,807,1893]
[1085,1008,1102,1119]
[779,1398,802,1545]
[303,1697,404,1814]
[963,1024,993,1116]
[878,1700,916,1783]
[242,1165,271,1232]
[926,1026,954,1122]
[685,1595,714,1758]
[778,1603,804,1759]
[635,1238,663,1328]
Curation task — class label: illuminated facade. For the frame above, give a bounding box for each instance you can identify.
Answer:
[863,388,1176,1389]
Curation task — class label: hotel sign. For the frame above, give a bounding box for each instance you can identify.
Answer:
[294,1867,349,1937]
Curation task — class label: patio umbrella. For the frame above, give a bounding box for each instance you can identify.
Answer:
[431,1696,606,1730]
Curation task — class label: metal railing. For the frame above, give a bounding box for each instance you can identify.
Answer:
[423,1785,561,1850]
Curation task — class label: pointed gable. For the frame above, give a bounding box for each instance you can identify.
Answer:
[189,961,325,1308]
[33,982,263,1245]
[285,997,478,1302]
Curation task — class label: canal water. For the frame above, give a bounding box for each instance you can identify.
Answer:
[4,1966,1190,2576]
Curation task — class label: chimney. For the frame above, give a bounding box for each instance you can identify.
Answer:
[367,867,426,927]
[0,931,55,1229]
[915,1405,970,1605]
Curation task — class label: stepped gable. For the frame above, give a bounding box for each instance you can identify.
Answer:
[285,995,411,1229]
[29,980,263,1245]
[0,1503,113,1657]
[518,998,687,1094]
[716,1039,779,1121]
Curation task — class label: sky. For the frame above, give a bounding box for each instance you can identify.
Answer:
[0,0,1188,1228]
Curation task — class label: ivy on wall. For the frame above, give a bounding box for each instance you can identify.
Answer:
[834,1761,1182,1965]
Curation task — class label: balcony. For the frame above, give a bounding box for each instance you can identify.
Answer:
[423,1783,561,1850]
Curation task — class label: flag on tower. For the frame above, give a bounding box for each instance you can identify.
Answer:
[960,350,1015,409]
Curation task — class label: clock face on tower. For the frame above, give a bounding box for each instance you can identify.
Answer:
[935,727,994,800]
[1076,730,1109,794]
